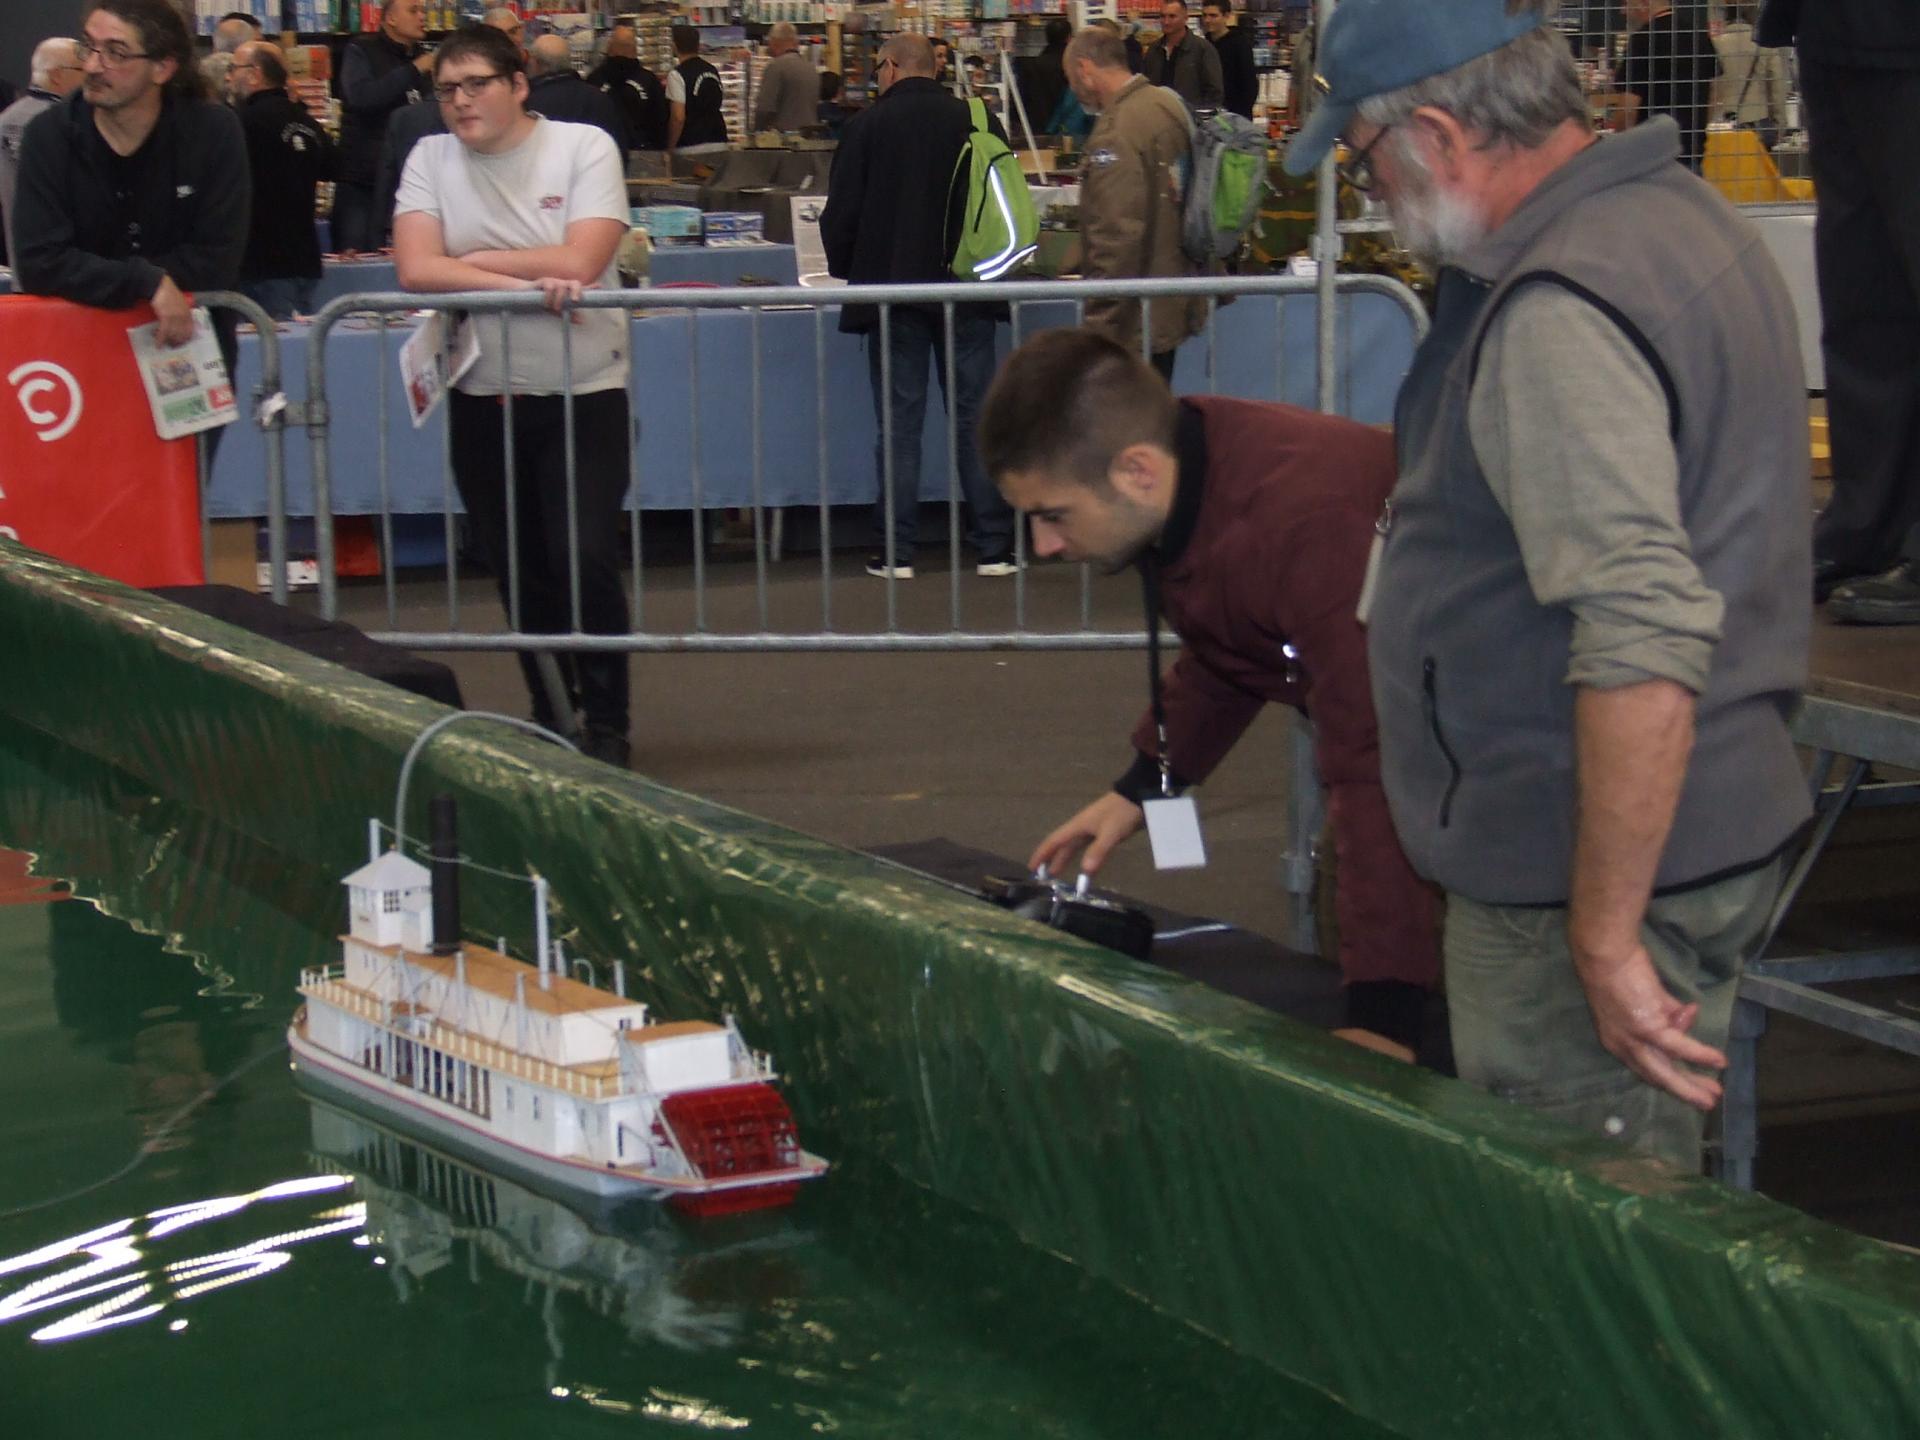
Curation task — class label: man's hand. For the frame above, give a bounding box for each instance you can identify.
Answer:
[414,51,435,73]
[151,275,195,347]
[534,276,585,314]
[1573,940,1726,1111]
[1029,792,1144,878]
[1568,679,1709,1109]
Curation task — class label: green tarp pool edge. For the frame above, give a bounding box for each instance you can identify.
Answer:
[4,541,1917,1440]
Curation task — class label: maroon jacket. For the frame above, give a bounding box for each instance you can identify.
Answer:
[1121,396,1439,993]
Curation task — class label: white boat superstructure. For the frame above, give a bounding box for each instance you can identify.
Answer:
[287,811,827,1215]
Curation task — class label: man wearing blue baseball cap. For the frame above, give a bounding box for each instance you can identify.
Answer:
[1288,0,1811,1170]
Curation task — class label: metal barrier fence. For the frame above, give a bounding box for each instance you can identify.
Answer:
[194,291,290,602]
[294,272,1426,655]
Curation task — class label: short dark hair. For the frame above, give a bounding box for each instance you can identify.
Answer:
[979,330,1177,491]
[433,23,526,80]
[671,23,700,56]
[87,0,206,99]
[1044,17,1072,47]
[220,9,262,24]
[818,69,841,101]
[1201,0,1232,13]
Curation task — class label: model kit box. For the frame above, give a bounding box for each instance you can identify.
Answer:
[703,212,767,246]
[633,205,705,246]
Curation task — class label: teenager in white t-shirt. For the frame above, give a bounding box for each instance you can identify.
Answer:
[393,25,635,766]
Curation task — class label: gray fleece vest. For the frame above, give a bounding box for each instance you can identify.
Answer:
[1369,121,1811,905]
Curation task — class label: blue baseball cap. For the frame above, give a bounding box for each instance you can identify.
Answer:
[1282,0,1546,176]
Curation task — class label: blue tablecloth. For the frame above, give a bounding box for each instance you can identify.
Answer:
[211,292,1416,518]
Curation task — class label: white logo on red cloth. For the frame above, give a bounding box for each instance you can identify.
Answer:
[7,361,84,444]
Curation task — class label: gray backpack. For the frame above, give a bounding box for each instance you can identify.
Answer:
[1181,110,1271,262]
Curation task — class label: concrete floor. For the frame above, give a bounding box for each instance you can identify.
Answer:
[332,538,1313,942]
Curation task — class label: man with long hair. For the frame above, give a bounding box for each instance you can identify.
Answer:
[12,0,246,350]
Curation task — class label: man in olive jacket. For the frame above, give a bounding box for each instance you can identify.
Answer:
[1068,25,1205,380]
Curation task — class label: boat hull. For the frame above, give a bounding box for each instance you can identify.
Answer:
[287,1023,825,1209]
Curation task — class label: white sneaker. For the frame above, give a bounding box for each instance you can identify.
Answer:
[865,553,916,580]
[975,553,1021,577]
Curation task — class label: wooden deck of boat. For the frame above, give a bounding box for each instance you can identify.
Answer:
[346,937,636,1017]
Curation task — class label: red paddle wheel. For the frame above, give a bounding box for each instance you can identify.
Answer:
[660,1083,807,1215]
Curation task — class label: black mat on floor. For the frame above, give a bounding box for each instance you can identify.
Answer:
[869,838,1454,1071]
[150,585,465,709]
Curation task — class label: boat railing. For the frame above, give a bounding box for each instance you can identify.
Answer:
[299,975,626,1101]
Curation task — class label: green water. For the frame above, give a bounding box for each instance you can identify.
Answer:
[0,720,1398,1439]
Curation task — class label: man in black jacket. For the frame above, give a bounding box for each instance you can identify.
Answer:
[230,40,333,319]
[1200,0,1258,118]
[336,0,433,251]
[13,0,247,351]
[1143,0,1224,109]
[820,32,1016,579]
[589,20,667,152]
[1762,0,1920,622]
[526,34,629,163]
[1019,18,1072,135]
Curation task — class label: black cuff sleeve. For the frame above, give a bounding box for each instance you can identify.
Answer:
[1342,979,1430,1052]
[1112,751,1189,806]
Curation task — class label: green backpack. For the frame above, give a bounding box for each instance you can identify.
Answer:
[948,98,1039,282]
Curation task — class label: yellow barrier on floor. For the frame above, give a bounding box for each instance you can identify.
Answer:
[1705,127,1816,205]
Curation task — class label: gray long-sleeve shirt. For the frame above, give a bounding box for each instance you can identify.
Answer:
[753,50,818,133]
[1467,282,1725,696]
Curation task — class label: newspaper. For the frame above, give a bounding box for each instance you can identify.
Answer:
[398,310,480,428]
[126,307,238,440]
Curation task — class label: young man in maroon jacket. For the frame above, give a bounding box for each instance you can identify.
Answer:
[980,328,1439,1057]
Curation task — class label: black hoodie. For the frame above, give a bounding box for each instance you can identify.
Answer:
[12,89,247,310]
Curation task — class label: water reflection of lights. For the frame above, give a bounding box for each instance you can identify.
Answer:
[0,1174,363,1344]
[552,1382,752,1431]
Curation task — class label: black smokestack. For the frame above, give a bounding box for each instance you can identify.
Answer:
[429,794,461,956]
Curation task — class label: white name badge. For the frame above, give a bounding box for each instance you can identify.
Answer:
[1143,796,1208,870]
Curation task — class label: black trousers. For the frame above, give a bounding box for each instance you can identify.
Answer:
[330,181,380,253]
[1801,57,1920,571]
[449,387,632,735]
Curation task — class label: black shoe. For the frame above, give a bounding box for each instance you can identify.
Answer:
[865,553,915,580]
[1814,556,1878,605]
[1827,564,1920,625]
[579,727,631,768]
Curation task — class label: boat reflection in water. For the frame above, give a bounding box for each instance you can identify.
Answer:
[0,1093,797,1360]
[303,1094,795,1357]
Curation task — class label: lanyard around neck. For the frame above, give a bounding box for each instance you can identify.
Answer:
[1140,550,1173,798]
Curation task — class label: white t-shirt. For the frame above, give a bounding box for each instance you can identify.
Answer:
[395,117,631,396]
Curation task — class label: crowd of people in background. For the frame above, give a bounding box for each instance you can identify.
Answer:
[2,0,1917,1171]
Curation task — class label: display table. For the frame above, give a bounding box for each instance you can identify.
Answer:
[210,290,1417,518]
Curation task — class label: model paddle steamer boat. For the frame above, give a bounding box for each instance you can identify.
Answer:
[288,798,827,1215]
